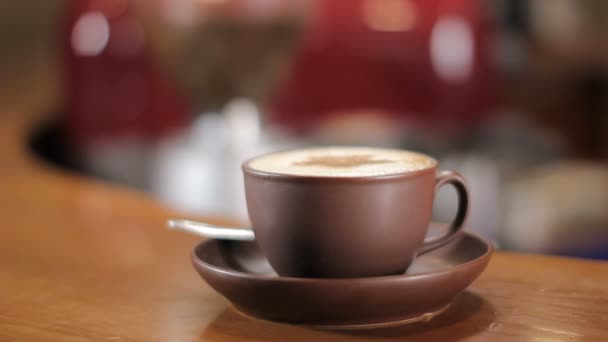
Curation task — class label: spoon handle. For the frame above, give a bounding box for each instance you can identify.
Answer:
[167,219,255,241]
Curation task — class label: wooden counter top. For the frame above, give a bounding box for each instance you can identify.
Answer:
[1,115,608,341]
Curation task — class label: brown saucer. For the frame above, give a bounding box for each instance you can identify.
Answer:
[192,232,492,329]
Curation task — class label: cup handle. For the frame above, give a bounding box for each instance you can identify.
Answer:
[417,170,469,255]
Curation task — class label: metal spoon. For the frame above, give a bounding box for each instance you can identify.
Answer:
[167,219,255,241]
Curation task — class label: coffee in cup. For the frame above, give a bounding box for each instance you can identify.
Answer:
[248,147,434,177]
[243,147,468,278]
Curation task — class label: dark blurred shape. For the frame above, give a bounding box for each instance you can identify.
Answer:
[138,0,306,113]
[28,119,84,173]
[576,70,607,158]
[502,0,608,160]
[503,0,530,35]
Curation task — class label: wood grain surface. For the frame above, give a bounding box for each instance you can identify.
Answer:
[1,114,608,342]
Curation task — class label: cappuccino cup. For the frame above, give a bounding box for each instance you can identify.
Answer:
[243,147,469,278]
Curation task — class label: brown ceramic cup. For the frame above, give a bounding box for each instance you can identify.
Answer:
[243,149,468,278]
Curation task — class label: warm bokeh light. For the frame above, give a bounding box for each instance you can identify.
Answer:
[71,12,110,56]
[361,0,417,32]
[430,15,474,83]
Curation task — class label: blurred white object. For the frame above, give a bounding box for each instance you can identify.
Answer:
[503,161,608,253]
[153,141,222,214]
[430,15,474,83]
[152,98,301,221]
[224,98,261,149]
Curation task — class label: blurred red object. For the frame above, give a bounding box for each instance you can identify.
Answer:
[63,0,190,148]
[270,0,498,133]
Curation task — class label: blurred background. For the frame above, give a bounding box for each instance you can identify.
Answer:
[1,0,607,259]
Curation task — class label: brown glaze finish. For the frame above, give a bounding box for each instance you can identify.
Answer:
[192,232,492,327]
[243,157,469,278]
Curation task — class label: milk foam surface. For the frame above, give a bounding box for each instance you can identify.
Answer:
[248,147,435,177]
